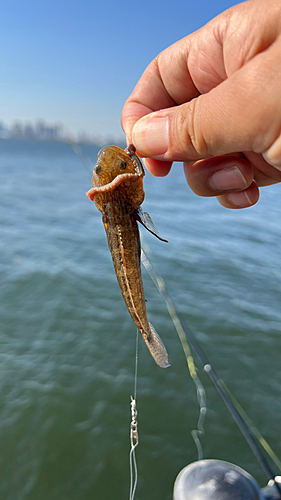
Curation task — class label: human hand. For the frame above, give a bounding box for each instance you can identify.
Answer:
[121,0,281,209]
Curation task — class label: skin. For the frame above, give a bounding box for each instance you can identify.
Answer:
[86,145,170,368]
[121,0,281,209]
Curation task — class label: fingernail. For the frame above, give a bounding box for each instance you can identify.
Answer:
[227,190,254,207]
[262,136,281,170]
[132,115,169,157]
[209,166,248,191]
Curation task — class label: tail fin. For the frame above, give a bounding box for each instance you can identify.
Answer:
[143,322,171,368]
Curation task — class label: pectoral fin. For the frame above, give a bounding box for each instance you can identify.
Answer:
[142,323,171,368]
[136,208,168,242]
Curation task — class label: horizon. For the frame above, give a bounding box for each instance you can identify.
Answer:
[1,0,238,141]
[0,118,119,145]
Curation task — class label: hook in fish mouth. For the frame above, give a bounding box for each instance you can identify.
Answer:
[125,144,144,176]
[125,144,136,156]
[86,171,144,201]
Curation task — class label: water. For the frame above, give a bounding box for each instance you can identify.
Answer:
[0,139,280,500]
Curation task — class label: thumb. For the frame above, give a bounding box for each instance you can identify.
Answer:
[131,41,281,167]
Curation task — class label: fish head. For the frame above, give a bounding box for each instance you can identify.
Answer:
[87,145,145,211]
[93,145,144,184]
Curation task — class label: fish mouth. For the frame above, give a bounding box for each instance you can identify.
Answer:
[86,172,144,201]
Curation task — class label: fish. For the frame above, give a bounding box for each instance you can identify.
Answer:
[86,144,170,368]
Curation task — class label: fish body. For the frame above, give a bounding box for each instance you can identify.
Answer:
[86,145,170,368]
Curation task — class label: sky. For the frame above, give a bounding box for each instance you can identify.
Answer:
[1,0,238,142]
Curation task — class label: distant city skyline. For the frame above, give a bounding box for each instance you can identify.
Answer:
[0,119,119,145]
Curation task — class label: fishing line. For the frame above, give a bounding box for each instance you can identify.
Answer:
[129,330,139,500]
[141,240,281,497]
[203,363,281,497]
[67,140,141,498]
[141,242,206,461]
[65,133,95,177]
[220,382,281,473]
[69,140,280,496]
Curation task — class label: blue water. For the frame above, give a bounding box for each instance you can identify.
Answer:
[0,139,280,499]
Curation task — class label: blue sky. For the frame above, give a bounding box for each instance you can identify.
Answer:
[1,0,238,141]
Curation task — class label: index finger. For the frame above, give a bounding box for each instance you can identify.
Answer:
[121,36,201,143]
[121,17,229,144]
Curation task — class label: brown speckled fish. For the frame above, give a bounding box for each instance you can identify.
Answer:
[86,144,170,368]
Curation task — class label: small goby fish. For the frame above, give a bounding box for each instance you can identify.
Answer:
[86,144,170,368]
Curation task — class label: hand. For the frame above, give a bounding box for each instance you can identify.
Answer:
[121,0,281,209]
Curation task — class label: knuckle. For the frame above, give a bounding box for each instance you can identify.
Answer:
[171,98,210,160]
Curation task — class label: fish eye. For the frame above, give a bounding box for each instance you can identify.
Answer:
[119,160,127,170]
[95,165,102,174]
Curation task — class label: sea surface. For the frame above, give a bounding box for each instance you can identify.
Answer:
[0,139,280,500]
